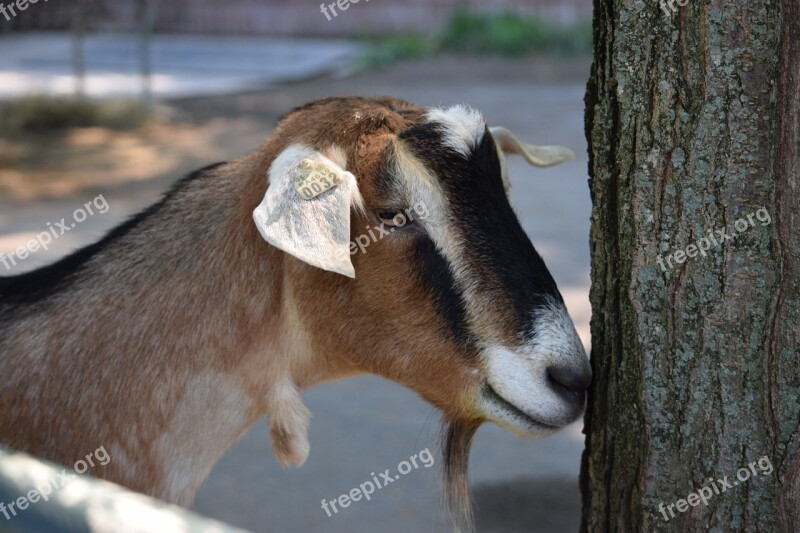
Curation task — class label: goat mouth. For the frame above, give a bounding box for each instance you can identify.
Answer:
[482,383,561,431]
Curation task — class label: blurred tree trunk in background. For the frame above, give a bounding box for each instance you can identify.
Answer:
[581,0,799,530]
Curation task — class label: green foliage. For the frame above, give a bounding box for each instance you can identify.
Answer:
[554,21,593,54]
[356,35,435,69]
[0,97,148,134]
[441,10,551,56]
[358,11,592,67]
[441,10,592,56]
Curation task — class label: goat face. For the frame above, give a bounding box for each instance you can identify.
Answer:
[254,97,590,438]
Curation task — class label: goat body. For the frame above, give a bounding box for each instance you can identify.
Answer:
[0,97,589,530]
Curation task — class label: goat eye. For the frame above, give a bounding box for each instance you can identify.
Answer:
[376,209,411,228]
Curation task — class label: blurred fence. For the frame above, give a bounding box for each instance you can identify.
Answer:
[0,0,588,102]
[1,0,154,104]
[2,0,591,36]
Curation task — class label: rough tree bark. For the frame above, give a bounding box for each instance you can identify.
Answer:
[581,0,799,530]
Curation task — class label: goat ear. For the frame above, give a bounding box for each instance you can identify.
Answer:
[253,145,362,278]
[490,127,575,167]
[490,126,575,192]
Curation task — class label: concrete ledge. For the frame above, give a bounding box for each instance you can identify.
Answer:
[0,446,250,533]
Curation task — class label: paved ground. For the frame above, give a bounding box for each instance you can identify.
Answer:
[0,52,592,532]
[0,33,361,99]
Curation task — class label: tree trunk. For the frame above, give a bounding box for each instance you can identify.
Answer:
[581,0,799,530]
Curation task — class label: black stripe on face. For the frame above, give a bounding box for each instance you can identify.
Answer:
[412,236,477,354]
[401,124,563,336]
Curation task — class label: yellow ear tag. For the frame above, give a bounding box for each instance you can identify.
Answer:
[294,159,343,200]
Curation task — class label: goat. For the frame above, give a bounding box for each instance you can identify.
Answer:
[0,96,590,531]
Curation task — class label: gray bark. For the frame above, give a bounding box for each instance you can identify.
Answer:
[581,0,799,530]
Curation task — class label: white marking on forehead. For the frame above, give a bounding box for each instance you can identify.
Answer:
[426,105,486,158]
[391,141,450,240]
[391,140,497,338]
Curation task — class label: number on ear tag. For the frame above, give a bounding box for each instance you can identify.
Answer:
[294,159,342,200]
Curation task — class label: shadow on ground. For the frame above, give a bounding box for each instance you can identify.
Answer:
[474,477,581,532]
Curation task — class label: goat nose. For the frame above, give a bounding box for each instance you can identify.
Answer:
[547,365,592,395]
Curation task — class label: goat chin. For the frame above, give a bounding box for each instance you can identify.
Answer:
[442,418,482,533]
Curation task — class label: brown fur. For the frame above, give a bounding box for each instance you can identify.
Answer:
[0,97,573,531]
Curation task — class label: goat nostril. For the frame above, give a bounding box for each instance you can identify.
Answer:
[547,366,591,395]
